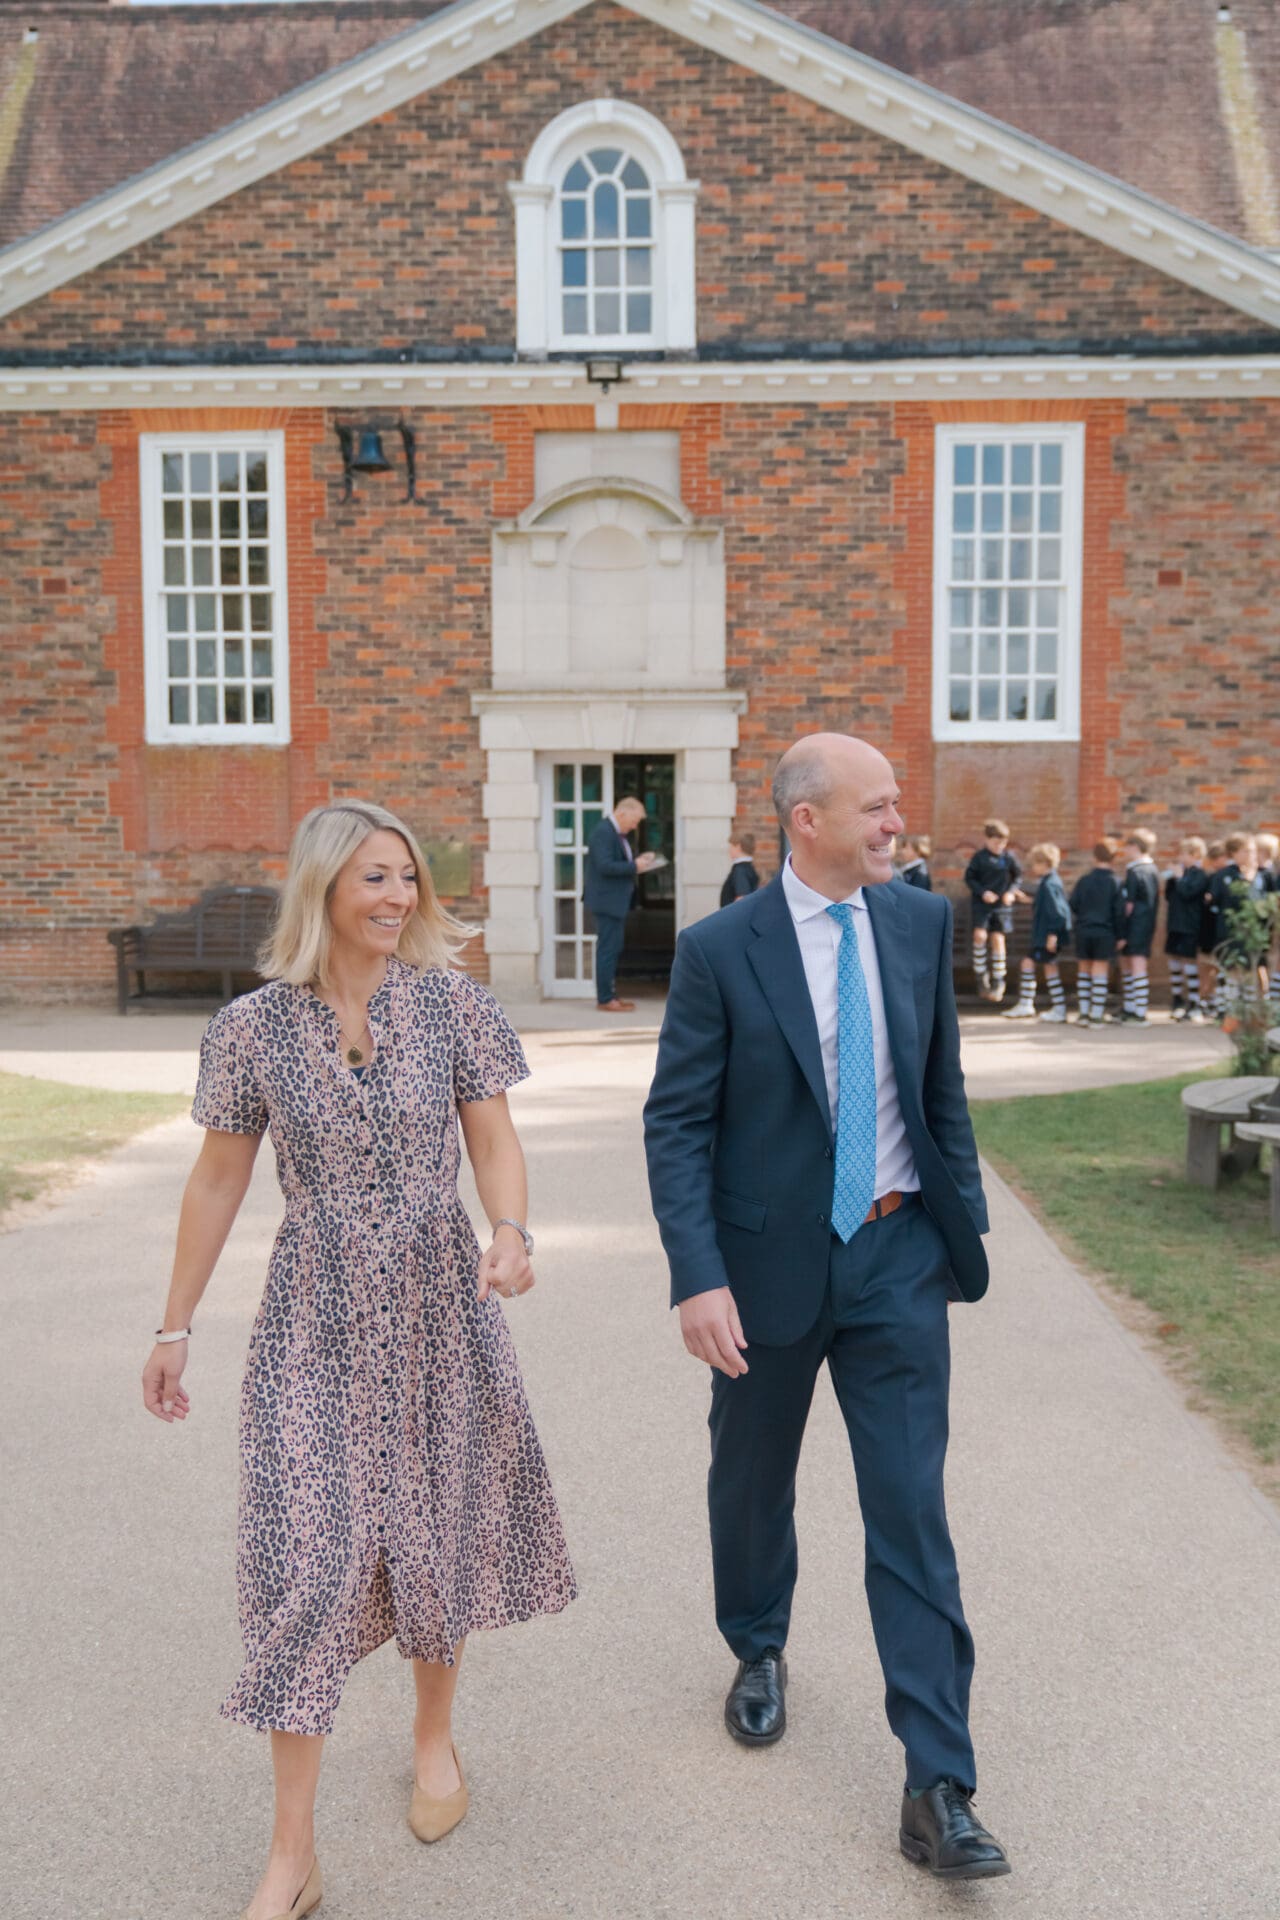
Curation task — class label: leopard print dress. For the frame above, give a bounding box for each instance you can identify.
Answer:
[192,956,576,1735]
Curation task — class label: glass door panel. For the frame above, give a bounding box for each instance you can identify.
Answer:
[542,757,612,996]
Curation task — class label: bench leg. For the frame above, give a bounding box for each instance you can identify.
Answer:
[1185,1114,1222,1189]
[1222,1131,1261,1181]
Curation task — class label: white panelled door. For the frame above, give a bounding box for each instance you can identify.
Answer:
[539,756,614,997]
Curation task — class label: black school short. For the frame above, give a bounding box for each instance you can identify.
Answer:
[1165,932,1198,959]
[1031,945,1065,965]
[1123,935,1153,960]
[975,906,1015,936]
[1076,929,1116,962]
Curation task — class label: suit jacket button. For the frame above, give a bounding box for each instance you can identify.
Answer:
[817,1213,827,1227]
[823,1147,833,1159]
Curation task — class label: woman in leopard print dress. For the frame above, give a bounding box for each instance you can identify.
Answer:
[142,801,575,1920]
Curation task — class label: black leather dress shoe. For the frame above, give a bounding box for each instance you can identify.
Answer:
[724,1649,787,1745]
[899,1781,1011,1879]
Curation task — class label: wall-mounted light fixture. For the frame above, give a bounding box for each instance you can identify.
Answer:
[335,421,419,504]
[585,358,626,395]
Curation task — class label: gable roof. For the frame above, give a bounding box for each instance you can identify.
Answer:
[2,0,1279,331]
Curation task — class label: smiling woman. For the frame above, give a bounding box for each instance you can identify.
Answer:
[140,799,576,1920]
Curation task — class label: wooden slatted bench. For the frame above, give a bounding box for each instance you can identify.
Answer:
[1180,1076,1279,1190]
[107,885,279,1014]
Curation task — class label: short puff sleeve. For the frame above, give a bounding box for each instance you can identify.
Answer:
[192,1002,268,1135]
[451,970,530,1105]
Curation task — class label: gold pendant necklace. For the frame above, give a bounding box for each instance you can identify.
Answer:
[337,1017,370,1067]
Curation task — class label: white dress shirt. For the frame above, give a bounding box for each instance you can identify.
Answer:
[781,856,919,1198]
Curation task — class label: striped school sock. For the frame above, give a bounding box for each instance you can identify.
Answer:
[1048,973,1066,1014]
[990,950,1007,996]
[1185,971,1201,1013]
[1135,974,1149,1019]
[1168,960,1186,1011]
[1091,974,1109,1021]
[1123,972,1137,1015]
[1077,972,1091,1018]
[972,936,986,986]
[1014,967,1036,1012]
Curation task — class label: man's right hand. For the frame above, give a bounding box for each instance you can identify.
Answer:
[679,1287,749,1377]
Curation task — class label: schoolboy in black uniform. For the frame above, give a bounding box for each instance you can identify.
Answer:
[720,832,761,909]
[964,818,1022,1003]
[1068,840,1123,1027]
[898,833,933,891]
[1163,836,1207,1022]
[1197,841,1227,1018]
[1118,828,1160,1023]
[1207,834,1250,1016]
[1003,842,1072,1021]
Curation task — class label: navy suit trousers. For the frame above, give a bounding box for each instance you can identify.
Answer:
[593,911,627,1006]
[707,1196,977,1791]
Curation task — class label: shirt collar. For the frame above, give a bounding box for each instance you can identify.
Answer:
[782,854,865,922]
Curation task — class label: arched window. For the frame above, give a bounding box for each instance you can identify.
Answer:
[510,100,698,354]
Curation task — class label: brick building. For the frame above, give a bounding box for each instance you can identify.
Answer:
[1,0,1278,1002]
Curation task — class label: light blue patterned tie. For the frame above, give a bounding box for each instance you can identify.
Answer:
[825,902,877,1242]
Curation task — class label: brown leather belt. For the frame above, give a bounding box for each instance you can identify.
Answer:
[862,1190,904,1225]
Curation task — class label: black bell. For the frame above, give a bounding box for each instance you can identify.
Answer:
[350,428,392,473]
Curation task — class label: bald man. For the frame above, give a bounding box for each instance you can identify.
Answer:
[644,735,1009,1881]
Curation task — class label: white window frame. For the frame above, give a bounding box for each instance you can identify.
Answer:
[509,99,698,355]
[931,422,1083,744]
[140,430,290,746]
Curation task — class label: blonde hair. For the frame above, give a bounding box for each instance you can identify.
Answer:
[1180,835,1207,860]
[1254,832,1278,862]
[907,834,932,859]
[1029,842,1060,870]
[259,801,472,987]
[1126,827,1157,855]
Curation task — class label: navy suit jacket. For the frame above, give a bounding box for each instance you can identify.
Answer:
[583,819,637,920]
[643,874,990,1347]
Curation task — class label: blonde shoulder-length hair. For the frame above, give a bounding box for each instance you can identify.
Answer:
[259,801,472,987]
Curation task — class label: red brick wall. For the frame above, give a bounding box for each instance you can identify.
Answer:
[0,3,1260,361]
[3,396,1278,1000]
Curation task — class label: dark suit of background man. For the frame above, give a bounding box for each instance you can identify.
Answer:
[582,795,657,1014]
[720,832,761,909]
[643,734,1010,1882]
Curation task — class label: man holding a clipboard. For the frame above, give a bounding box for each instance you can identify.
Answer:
[583,795,662,1012]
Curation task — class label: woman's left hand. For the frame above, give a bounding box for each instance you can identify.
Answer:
[478,1229,535,1303]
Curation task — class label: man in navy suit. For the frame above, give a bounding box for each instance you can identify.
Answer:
[583,794,657,1013]
[643,734,1010,1881]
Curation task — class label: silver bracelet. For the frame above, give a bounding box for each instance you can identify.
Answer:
[493,1219,534,1257]
[154,1327,191,1345]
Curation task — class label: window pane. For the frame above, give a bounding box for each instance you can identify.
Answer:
[949,634,972,674]
[555,942,578,980]
[582,764,603,802]
[223,685,245,724]
[1011,443,1034,485]
[191,546,213,586]
[555,765,574,802]
[950,590,973,627]
[166,594,187,633]
[1010,491,1033,532]
[1040,443,1062,485]
[169,684,190,724]
[1036,631,1058,672]
[247,498,268,536]
[163,548,185,586]
[188,453,212,494]
[953,444,975,486]
[561,198,587,241]
[981,540,1003,580]
[1038,538,1061,579]
[981,444,1003,485]
[563,159,590,192]
[1035,681,1057,721]
[217,452,240,492]
[595,292,620,333]
[625,246,651,286]
[1007,633,1029,675]
[190,499,212,539]
[247,547,270,587]
[977,632,1000,675]
[196,639,217,678]
[196,683,218,725]
[556,898,577,937]
[163,500,184,538]
[1035,588,1058,627]
[194,594,216,632]
[244,456,268,494]
[167,639,188,678]
[555,854,576,890]
[977,680,1000,720]
[1009,539,1032,581]
[219,500,240,537]
[1039,491,1061,532]
[596,247,620,287]
[626,293,652,333]
[162,453,183,494]
[224,639,244,678]
[562,248,587,288]
[252,687,273,725]
[224,594,244,632]
[980,492,1004,533]
[582,808,602,838]
[593,181,619,239]
[251,641,272,679]
[978,588,1001,627]
[563,293,588,332]
[1006,681,1029,721]
[951,539,974,581]
[250,595,271,632]
[621,157,649,189]
[949,680,971,721]
[626,196,652,239]
[220,547,241,587]
[1007,588,1029,627]
[952,492,974,534]
[588,147,621,173]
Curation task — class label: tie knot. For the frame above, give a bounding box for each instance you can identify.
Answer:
[825,901,855,930]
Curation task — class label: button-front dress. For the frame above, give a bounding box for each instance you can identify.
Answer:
[192,956,576,1735]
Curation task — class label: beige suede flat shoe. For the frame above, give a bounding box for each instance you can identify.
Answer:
[240,1856,321,1920]
[408,1746,469,1844]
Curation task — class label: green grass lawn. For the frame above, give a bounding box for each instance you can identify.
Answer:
[0,1070,189,1216]
[971,1071,1280,1476]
